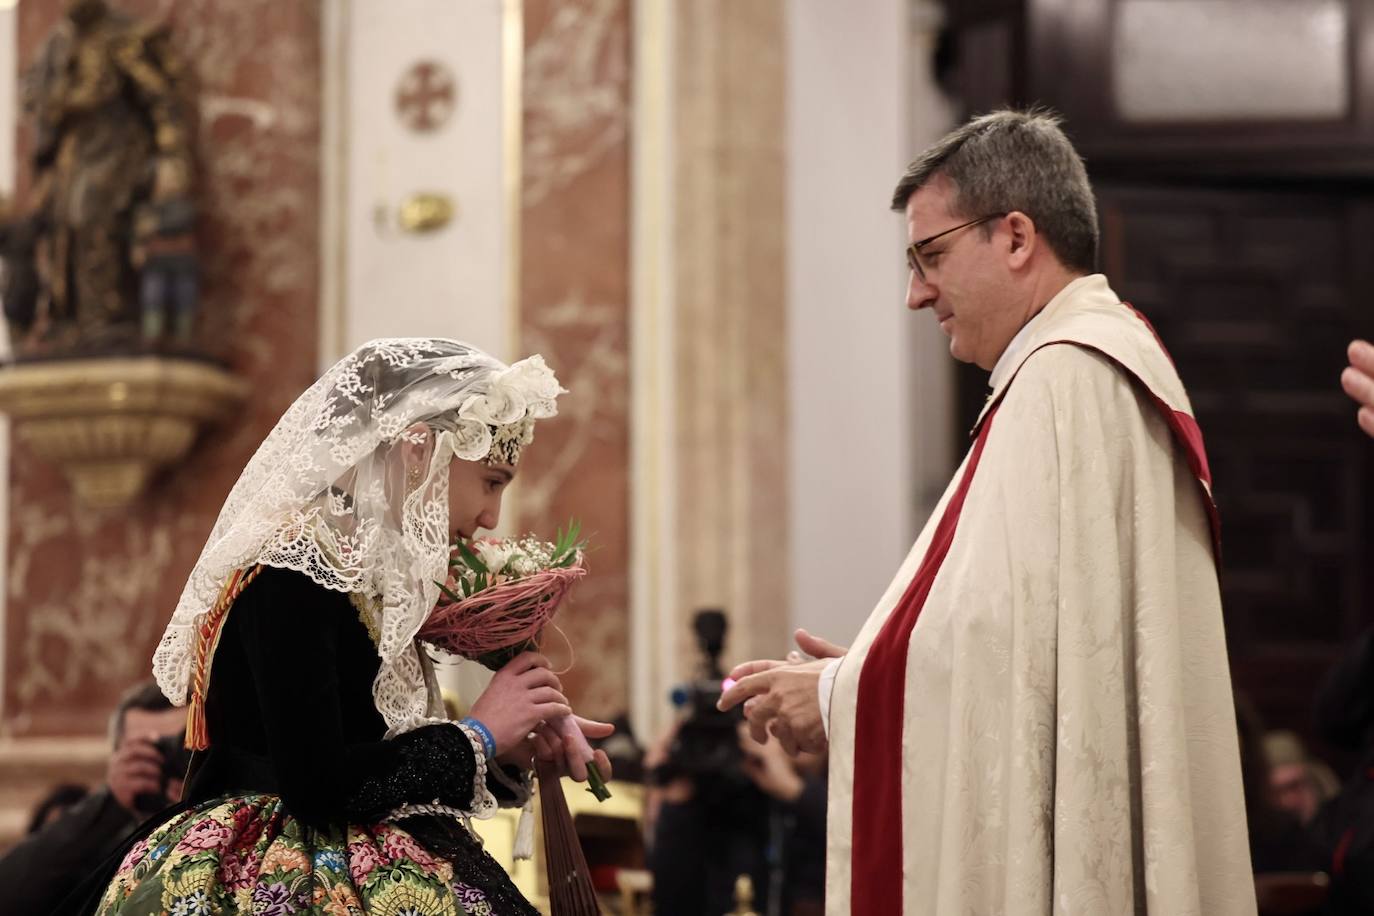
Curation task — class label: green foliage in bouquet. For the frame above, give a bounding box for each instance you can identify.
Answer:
[433,521,589,671]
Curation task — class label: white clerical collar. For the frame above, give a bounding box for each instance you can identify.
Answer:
[988,274,1110,390]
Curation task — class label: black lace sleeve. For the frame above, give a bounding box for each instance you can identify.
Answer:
[344,722,487,822]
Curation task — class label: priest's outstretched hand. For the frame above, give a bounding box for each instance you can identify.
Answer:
[1342,339,1374,437]
[718,629,846,756]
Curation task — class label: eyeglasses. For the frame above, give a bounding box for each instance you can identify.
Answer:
[905,212,1006,282]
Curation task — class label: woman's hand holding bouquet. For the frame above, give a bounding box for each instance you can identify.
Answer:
[466,652,615,786]
[467,651,571,755]
[420,523,613,800]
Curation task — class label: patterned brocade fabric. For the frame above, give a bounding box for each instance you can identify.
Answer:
[94,794,538,915]
[94,566,541,913]
[398,814,540,916]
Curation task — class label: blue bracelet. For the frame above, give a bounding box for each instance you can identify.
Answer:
[461,717,497,759]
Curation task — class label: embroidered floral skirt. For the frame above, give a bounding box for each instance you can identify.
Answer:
[95,794,500,915]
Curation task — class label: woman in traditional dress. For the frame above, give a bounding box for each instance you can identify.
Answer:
[93,338,610,915]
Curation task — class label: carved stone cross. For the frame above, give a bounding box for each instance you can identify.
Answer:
[395,60,458,133]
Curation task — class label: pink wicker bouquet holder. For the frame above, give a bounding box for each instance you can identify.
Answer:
[418,564,586,664]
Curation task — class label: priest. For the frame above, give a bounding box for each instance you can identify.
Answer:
[720,110,1257,915]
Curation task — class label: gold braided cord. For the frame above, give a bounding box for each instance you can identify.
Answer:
[184,565,263,750]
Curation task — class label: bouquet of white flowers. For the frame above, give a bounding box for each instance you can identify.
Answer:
[417,522,610,802]
[420,523,587,670]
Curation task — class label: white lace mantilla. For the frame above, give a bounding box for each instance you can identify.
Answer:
[153,338,565,737]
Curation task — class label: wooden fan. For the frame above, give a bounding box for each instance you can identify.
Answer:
[536,758,602,915]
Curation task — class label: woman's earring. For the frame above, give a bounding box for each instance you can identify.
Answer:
[407,465,423,491]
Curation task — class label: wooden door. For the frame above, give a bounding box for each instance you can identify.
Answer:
[1094,183,1374,754]
[323,0,520,365]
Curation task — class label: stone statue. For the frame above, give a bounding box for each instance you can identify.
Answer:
[0,0,198,357]
[0,195,43,336]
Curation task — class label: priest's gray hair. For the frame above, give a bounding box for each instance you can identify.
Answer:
[890,108,1099,274]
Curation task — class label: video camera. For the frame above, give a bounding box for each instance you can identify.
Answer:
[647,610,775,916]
[650,609,752,792]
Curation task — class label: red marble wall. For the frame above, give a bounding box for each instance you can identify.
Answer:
[3,0,322,736]
[516,0,632,720]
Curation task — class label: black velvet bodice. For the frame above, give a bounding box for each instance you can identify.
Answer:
[183,565,538,914]
[187,564,491,826]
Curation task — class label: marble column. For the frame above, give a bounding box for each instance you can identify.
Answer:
[628,0,790,737]
[515,0,634,719]
[671,0,790,676]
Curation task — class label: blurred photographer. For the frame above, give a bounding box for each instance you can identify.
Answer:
[739,729,828,916]
[0,681,188,914]
[646,611,773,916]
[1308,626,1374,914]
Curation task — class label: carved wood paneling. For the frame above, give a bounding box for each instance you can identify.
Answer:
[1099,183,1374,747]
